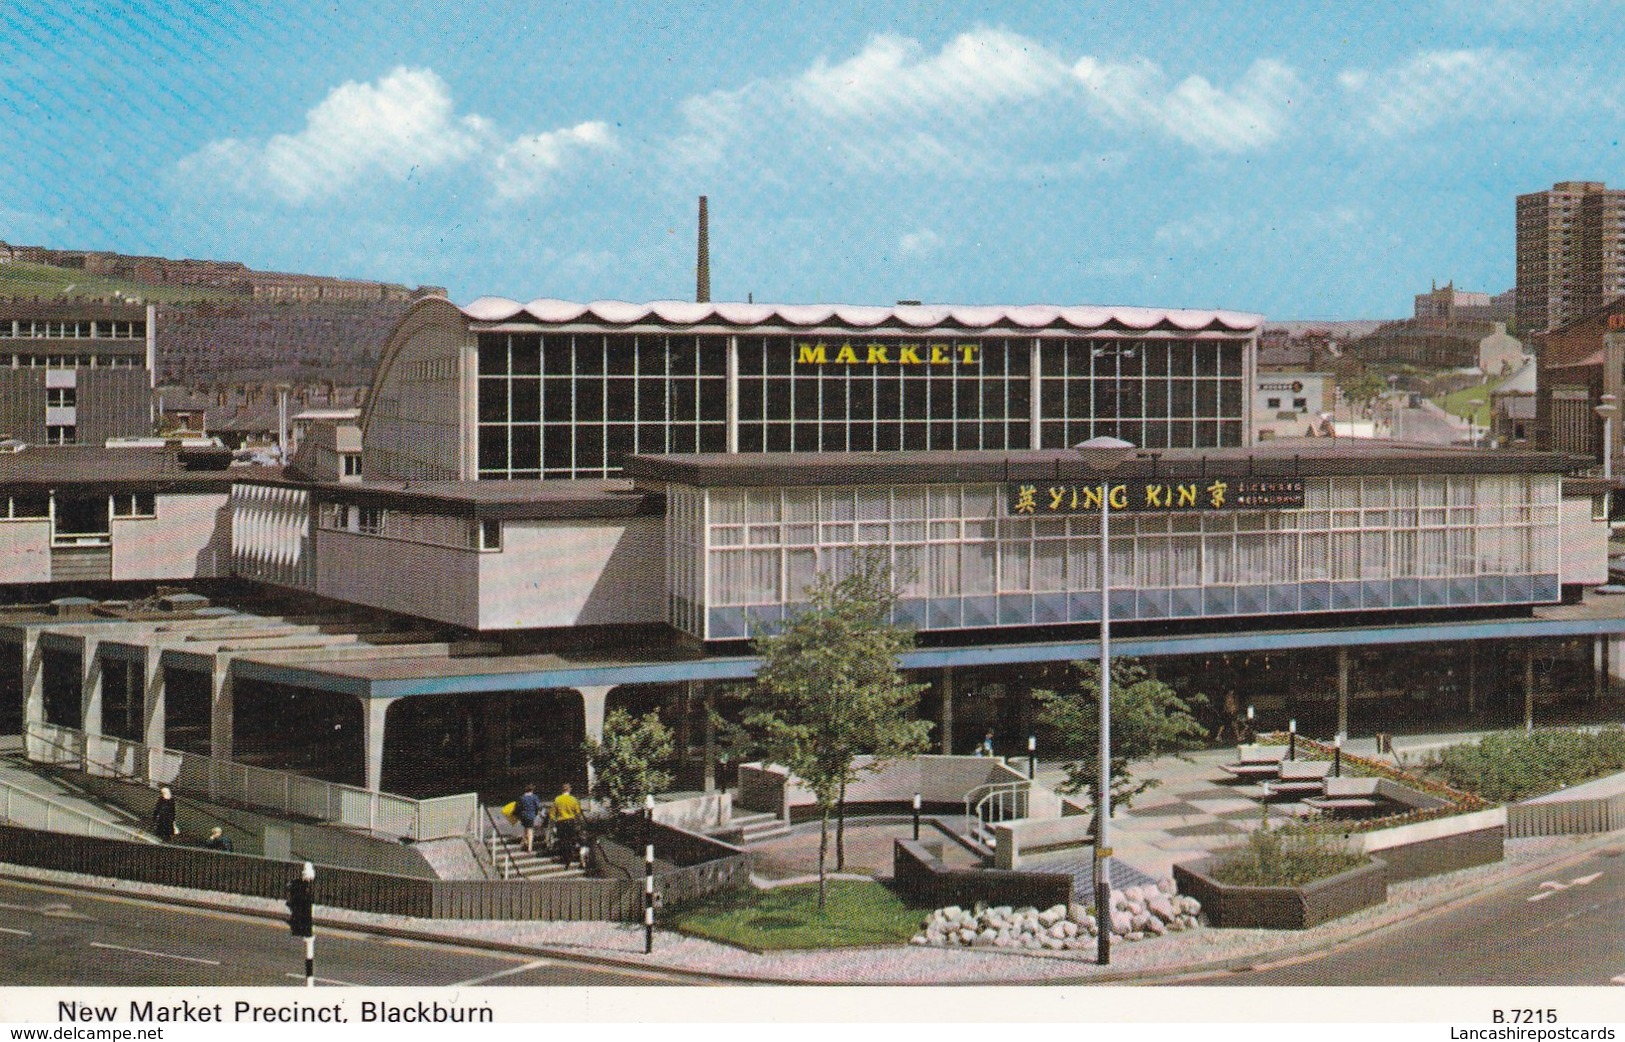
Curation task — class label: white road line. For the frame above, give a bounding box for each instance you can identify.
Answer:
[449,958,555,987]
[89,941,219,966]
[1571,873,1603,886]
[282,973,356,986]
[1612,974,1625,985]
[1528,891,1555,902]
[0,926,32,937]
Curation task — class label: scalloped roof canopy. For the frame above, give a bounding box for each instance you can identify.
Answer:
[459,297,1264,334]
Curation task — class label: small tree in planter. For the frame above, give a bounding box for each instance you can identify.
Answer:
[1034,660,1209,812]
[746,554,933,909]
[584,708,675,815]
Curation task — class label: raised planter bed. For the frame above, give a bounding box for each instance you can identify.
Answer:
[1174,855,1389,930]
[892,839,1073,912]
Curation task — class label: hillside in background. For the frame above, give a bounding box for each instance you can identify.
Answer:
[0,252,428,386]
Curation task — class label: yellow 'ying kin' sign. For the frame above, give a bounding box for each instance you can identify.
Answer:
[795,341,981,366]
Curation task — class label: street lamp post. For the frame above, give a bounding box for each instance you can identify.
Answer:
[1468,399,1485,449]
[1075,436,1136,967]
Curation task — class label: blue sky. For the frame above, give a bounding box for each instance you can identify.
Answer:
[1,0,1619,319]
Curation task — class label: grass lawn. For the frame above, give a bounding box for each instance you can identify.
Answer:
[0,260,243,304]
[1435,373,1510,427]
[670,879,931,950]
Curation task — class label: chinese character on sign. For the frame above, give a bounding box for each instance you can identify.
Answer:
[1014,485,1037,514]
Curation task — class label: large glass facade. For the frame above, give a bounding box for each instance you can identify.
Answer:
[477,333,728,479]
[475,331,1249,479]
[1038,337,1246,449]
[735,335,1031,453]
[672,474,1564,640]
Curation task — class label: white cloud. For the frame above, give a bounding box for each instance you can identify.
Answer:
[669,30,1297,176]
[1153,213,1235,251]
[1072,57,1300,152]
[673,29,1070,174]
[898,228,944,257]
[790,30,1070,120]
[491,122,616,201]
[1337,49,1566,137]
[180,67,613,204]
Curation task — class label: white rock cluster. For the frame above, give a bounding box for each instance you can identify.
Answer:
[910,878,1202,950]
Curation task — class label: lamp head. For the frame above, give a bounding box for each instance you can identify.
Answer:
[1074,436,1137,472]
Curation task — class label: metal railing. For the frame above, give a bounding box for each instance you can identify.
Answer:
[0,778,157,843]
[964,779,1030,847]
[26,722,479,842]
[479,805,524,879]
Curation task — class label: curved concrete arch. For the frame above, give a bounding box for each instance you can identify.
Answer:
[360,295,472,480]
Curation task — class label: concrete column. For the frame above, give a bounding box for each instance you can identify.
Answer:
[80,638,102,740]
[579,686,612,741]
[141,650,166,784]
[21,630,43,759]
[1336,646,1350,739]
[726,335,739,454]
[939,668,955,754]
[1595,636,1607,701]
[1524,645,1536,732]
[703,685,717,794]
[361,696,394,793]
[1029,338,1042,449]
[209,659,233,763]
[579,685,613,796]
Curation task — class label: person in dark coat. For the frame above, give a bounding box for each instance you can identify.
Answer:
[517,784,542,853]
[204,826,232,852]
[152,786,178,841]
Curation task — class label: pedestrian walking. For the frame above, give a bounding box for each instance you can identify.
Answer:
[976,729,995,757]
[517,783,542,853]
[549,782,582,867]
[152,786,178,841]
[204,826,232,852]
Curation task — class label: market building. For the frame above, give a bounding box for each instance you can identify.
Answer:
[4,296,1624,802]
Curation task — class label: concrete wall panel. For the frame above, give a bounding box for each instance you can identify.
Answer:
[316,528,482,629]
[0,520,51,582]
[111,493,230,580]
[478,519,665,630]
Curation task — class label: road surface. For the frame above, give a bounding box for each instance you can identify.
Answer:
[1178,844,1625,986]
[0,877,701,987]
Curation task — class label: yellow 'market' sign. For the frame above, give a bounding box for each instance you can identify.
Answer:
[795,341,981,366]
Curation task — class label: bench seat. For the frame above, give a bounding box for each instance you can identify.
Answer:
[1219,762,1282,781]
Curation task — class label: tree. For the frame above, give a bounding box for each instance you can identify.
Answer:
[1033,660,1208,812]
[583,708,675,814]
[746,555,933,908]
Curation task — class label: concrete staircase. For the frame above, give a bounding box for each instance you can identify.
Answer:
[731,809,791,844]
[488,842,588,881]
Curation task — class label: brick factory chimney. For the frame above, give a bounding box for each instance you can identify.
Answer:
[696,195,710,303]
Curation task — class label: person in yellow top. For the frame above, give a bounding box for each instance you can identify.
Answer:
[549,782,582,868]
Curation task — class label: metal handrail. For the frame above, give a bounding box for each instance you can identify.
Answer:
[481,804,524,879]
[963,779,1030,846]
[23,723,253,850]
[0,778,158,844]
[26,722,478,841]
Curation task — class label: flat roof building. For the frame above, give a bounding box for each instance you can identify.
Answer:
[5,294,1625,805]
